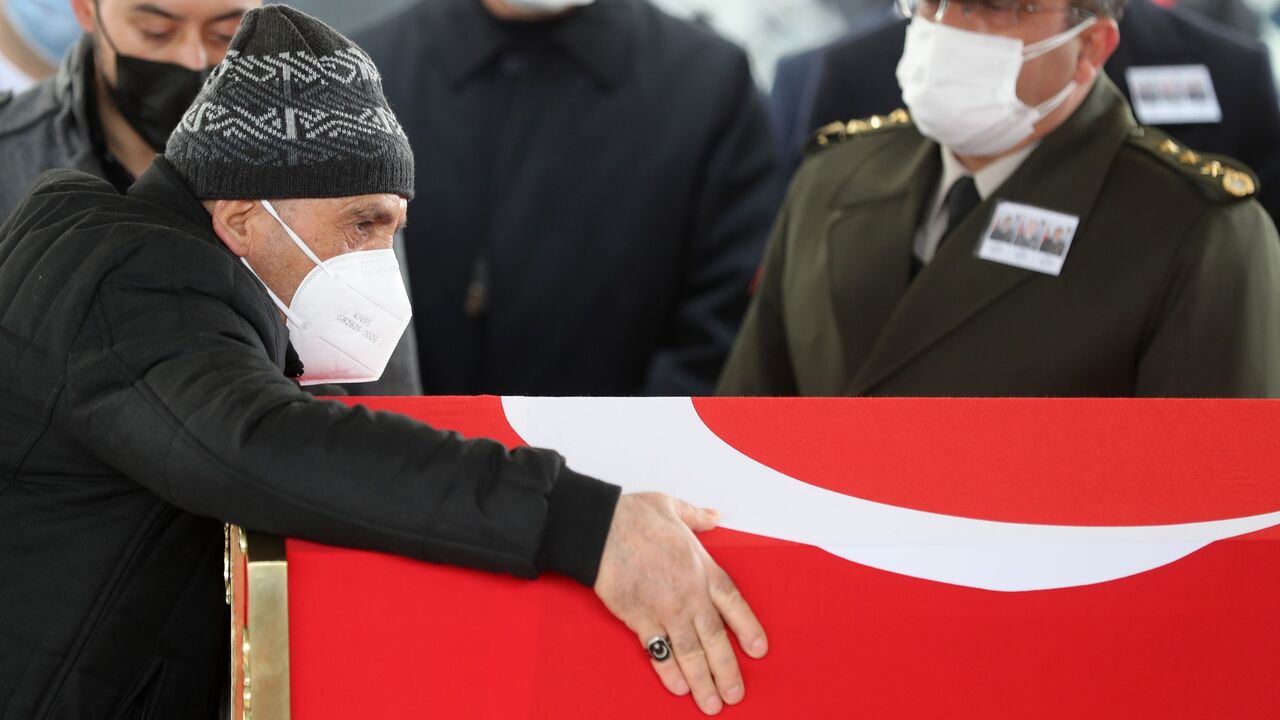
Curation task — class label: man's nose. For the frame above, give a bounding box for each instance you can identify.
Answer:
[171,30,211,71]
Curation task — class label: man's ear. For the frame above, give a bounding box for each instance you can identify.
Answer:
[1076,19,1120,84]
[207,200,260,258]
[69,0,95,34]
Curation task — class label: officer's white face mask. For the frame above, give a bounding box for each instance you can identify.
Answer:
[896,15,1097,157]
[241,200,413,386]
[501,0,594,13]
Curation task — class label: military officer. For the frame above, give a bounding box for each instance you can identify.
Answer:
[719,0,1280,398]
[773,0,1280,229]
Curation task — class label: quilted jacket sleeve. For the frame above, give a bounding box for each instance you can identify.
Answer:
[63,235,619,586]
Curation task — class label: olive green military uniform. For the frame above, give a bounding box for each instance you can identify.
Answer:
[719,77,1280,397]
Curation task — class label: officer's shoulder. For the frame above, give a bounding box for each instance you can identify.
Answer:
[0,90,12,108]
[804,109,914,156]
[1122,126,1258,205]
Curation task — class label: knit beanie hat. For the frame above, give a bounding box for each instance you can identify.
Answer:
[164,5,414,200]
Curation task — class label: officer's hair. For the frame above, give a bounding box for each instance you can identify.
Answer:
[1072,0,1127,19]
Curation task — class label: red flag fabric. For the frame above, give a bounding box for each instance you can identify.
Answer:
[286,397,1280,719]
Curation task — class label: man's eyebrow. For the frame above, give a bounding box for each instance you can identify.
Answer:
[207,9,247,23]
[131,4,181,20]
[130,4,247,23]
[344,203,404,229]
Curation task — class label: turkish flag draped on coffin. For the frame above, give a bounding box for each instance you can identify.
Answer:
[286,397,1280,719]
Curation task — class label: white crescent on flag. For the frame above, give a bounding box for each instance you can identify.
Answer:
[502,396,1280,592]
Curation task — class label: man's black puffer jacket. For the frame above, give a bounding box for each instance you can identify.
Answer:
[0,159,619,720]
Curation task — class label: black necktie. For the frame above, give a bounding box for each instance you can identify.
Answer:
[912,175,983,280]
[941,175,982,243]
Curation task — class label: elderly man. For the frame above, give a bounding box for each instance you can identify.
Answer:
[719,0,1280,398]
[0,0,423,394]
[0,8,765,719]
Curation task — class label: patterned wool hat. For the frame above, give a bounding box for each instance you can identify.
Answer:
[164,5,414,200]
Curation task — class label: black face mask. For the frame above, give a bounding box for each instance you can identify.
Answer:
[94,2,212,151]
[104,54,210,151]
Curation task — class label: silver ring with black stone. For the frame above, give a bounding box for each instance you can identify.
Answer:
[646,635,672,662]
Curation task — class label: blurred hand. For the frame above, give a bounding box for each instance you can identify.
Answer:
[594,493,768,715]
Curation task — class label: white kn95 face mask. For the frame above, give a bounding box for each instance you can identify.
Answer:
[241,200,413,386]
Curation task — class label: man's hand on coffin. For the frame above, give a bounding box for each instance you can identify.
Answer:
[593,492,769,716]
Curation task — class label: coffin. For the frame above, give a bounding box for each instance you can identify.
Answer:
[228,397,1280,719]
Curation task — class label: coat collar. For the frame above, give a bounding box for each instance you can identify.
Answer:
[127,155,294,368]
[51,36,100,174]
[822,133,940,384]
[52,35,94,132]
[0,36,103,174]
[424,0,636,90]
[839,76,1136,395]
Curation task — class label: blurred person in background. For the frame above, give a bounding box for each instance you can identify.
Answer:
[0,0,254,217]
[0,0,81,92]
[0,0,423,395]
[721,0,1280,398]
[1179,0,1264,39]
[357,0,784,397]
[771,0,1280,226]
[1243,1,1280,92]
[648,0,888,87]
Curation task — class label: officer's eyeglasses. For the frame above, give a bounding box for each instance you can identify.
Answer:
[894,0,1096,31]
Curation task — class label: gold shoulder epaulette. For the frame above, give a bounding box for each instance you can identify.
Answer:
[806,108,911,154]
[1127,126,1257,200]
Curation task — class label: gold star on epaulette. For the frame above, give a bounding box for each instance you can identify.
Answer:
[1147,131,1257,199]
[1220,169,1256,198]
[808,109,912,151]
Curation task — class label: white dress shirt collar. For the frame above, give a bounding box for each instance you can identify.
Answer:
[914,142,1039,265]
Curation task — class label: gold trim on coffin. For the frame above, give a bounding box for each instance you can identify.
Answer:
[228,526,292,720]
